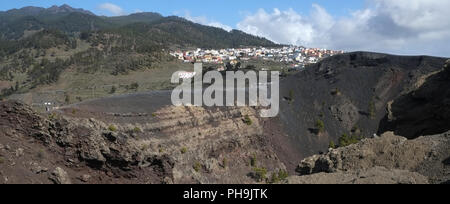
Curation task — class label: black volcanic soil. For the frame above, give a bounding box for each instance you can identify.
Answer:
[275,52,447,159]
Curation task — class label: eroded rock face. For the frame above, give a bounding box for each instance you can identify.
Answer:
[379,59,450,139]
[292,131,450,184]
[278,52,447,159]
[0,100,284,184]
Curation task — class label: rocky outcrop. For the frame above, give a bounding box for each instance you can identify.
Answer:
[0,100,284,184]
[379,59,450,139]
[290,131,450,184]
[49,167,71,184]
[287,166,428,184]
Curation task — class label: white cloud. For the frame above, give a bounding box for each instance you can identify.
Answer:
[237,0,450,57]
[184,12,233,32]
[98,3,125,16]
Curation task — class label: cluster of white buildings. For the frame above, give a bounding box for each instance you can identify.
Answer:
[170,46,344,68]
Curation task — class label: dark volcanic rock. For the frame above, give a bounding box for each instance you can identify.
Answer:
[378,59,450,139]
[273,52,446,161]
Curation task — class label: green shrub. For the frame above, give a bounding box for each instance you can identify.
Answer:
[108,125,117,132]
[315,119,325,133]
[48,113,57,120]
[0,156,4,164]
[133,127,142,133]
[243,115,253,126]
[180,147,187,154]
[270,172,279,184]
[193,162,202,172]
[269,169,289,183]
[250,154,257,167]
[253,167,267,182]
[277,170,289,180]
[329,141,336,149]
[338,134,362,147]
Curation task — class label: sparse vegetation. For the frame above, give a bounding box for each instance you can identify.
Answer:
[180,147,187,154]
[329,141,336,149]
[108,125,118,132]
[269,169,289,183]
[0,156,4,164]
[152,113,157,117]
[338,133,362,147]
[133,127,142,133]
[250,154,257,167]
[278,170,289,180]
[368,100,376,118]
[140,144,150,151]
[193,162,202,172]
[288,90,294,104]
[48,113,57,120]
[253,167,267,182]
[243,115,253,126]
[222,158,227,168]
[315,119,325,133]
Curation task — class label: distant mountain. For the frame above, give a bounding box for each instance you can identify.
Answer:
[45,4,95,15]
[107,12,164,25]
[0,4,94,17]
[0,5,278,97]
[0,5,277,49]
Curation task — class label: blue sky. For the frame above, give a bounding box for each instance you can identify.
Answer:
[1,0,449,56]
[0,0,364,28]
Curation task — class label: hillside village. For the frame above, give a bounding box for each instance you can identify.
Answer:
[170,46,345,69]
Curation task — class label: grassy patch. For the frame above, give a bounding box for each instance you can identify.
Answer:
[315,119,325,133]
[108,125,118,132]
[180,147,187,154]
[193,162,202,172]
[243,115,253,126]
[329,141,336,149]
[338,134,362,147]
[253,167,267,182]
[133,127,142,133]
[269,170,289,184]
